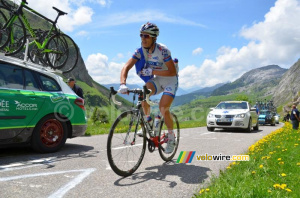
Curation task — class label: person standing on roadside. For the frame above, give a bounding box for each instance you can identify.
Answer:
[290,105,300,129]
[67,77,84,99]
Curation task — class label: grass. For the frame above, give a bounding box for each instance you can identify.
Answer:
[194,122,300,198]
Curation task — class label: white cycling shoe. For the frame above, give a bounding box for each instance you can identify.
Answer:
[164,133,175,154]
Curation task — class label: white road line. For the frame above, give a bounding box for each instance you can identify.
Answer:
[49,168,96,198]
[112,143,143,150]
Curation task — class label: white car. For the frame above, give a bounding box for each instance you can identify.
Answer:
[206,101,259,132]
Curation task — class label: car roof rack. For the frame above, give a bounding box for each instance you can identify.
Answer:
[0,53,62,74]
[0,40,62,74]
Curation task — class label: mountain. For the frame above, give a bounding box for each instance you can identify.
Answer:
[211,65,288,97]
[273,59,300,109]
[172,83,226,106]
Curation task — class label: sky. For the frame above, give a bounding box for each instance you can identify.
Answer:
[21,0,300,90]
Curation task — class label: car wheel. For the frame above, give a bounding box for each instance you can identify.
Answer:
[245,118,252,133]
[207,127,215,132]
[253,119,259,131]
[31,114,67,153]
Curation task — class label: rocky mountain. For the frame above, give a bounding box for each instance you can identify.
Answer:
[211,65,288,97]
[273,59,300,110]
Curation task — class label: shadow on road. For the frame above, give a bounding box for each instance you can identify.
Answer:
[0,142,96,168]
[114,161,211,187]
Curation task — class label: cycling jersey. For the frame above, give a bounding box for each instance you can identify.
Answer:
[132,43,172,71]
[132,43,178,98]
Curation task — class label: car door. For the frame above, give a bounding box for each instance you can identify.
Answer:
[0,63,45,139]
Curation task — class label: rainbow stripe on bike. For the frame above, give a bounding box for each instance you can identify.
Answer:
[176,151,196,163]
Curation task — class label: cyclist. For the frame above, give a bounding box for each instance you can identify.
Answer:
[119,22,178,154]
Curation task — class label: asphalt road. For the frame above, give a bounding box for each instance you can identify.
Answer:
[0,123,283,198]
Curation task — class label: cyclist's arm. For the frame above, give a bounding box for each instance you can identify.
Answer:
[120,58,137,85]
[152,59,177,77]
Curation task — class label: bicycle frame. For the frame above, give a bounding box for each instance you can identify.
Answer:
[2,0,61,51]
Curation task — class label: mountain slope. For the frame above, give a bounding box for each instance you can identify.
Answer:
[211,65,288,97]
[273,59,300,107]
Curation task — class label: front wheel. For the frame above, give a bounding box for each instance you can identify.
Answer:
[158,112,180,161]
[0,7,26,55]
[107,110,146,177]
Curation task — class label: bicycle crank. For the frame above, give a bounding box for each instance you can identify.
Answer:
[147,138,155,152]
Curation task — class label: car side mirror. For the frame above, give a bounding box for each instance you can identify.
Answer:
[250,107,257,111]
[210,107,214,111]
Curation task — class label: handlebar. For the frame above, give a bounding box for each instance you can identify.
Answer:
[110,86,157,106]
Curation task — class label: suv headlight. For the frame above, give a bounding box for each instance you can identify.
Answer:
[207,113,214,118]
[236,113,246,118]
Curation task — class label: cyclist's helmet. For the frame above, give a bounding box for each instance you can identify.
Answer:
[140,22,159,37]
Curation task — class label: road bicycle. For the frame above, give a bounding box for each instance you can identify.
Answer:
[107,86,180,177]
[0,0,78,73]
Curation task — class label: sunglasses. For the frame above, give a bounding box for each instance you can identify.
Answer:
[140,34,151,39]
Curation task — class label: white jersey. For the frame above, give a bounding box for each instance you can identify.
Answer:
[132,43,172,71]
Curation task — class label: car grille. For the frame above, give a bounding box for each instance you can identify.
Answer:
[216,122,232,126]
[215,115,235,118]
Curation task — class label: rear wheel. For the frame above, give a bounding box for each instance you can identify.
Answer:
[46,33,78,73]
[158,113,180,161]
[107,110,146,177]
[253,119,259,131]
[31,114,68,153]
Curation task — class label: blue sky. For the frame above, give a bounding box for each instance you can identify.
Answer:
[26,0,300,90]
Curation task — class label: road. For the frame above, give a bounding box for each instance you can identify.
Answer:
[0,124,283,198]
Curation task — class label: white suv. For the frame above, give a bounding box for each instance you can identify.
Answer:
[206,101,259,132]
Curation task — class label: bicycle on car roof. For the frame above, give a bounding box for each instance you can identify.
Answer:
[0,0,78,73]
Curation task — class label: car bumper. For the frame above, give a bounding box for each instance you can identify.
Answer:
[72,124,87,137]
[207,117,249,129]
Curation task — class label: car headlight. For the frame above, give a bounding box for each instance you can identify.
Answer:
[236,113,246,118]
[208,113,214,118]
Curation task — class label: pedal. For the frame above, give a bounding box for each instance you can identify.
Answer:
[147,138,155,153]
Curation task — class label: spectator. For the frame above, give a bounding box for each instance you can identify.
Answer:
[290,105,300,129]
[67,78,84,99]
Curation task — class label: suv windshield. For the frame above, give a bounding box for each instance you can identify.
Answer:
[215,102,248,110]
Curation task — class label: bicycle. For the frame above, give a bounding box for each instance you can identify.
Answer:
[0,0,79,73]
[107,86,180,177]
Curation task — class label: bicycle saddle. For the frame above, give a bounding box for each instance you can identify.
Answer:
[52,7,68,16]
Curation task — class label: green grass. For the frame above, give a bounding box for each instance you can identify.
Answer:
[194,122,300,198]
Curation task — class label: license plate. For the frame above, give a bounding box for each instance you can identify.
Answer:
[217,118,232,122]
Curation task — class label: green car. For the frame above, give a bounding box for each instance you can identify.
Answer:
[0,55,87,153]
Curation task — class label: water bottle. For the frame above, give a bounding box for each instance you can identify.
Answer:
[154,115,161,136]
[174,58,179,74]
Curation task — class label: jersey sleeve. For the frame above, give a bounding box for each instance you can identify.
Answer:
[161,47,172,62]
[132,48,142,60]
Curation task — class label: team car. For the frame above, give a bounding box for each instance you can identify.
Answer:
[258,110,276,126]
[207,101,259,132]
[0,55,87,153]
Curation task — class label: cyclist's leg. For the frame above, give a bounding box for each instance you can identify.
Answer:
[142,79,161,115]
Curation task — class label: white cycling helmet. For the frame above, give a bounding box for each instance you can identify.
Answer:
[140,22,159,37]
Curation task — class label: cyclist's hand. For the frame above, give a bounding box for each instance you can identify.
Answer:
[119,84,128,94]
[141,68,153,76]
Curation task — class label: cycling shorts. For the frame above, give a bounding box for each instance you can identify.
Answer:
[148,75,178,98]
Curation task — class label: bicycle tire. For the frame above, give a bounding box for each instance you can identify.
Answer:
[46,33,79,73]
[107,110,146,177]
[158,112,180,161]
[0,6,26,56]
[0,6,9,49]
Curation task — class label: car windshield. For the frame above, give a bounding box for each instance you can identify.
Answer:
[215,102,248,110]
[260,110,271,116]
